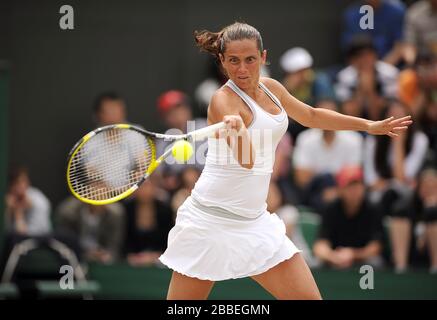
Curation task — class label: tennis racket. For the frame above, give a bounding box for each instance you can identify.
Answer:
[66,122,225,205]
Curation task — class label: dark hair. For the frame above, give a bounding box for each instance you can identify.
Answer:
[7,165,28,188]
[345,34,376,60]
[93,91,123,114]
[194,22,263,59]
[414,49,436,67]
[374,102,414,179]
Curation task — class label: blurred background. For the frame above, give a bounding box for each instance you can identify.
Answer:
[1,0,437,299]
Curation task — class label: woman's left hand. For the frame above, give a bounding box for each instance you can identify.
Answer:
[367,115,413,138]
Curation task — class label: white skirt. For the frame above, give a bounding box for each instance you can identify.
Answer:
[159,196,301,281]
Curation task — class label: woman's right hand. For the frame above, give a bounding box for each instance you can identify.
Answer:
[217,114,254,169]
[367,115,412,137]
[216,115,246,139]
[223,115,245,133]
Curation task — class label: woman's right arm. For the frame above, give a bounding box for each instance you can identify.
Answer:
[208,91,255,169]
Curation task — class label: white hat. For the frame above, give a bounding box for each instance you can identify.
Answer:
[280,47,313,73]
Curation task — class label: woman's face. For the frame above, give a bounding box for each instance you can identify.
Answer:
[220,39,266,90]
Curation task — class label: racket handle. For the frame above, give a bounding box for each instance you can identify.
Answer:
[189,121,226,141]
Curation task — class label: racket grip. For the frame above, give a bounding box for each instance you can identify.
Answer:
[189,121,226,141]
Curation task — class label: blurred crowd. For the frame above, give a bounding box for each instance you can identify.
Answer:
[3,0,437,275]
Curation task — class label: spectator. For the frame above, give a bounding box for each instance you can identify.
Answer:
[398,51,437,155]
[335,35,399,120]
[123,179,174,267]
[364,101,429,272]
[403,0,437,66]
[313,166,384,269]
[280,47,336,140]
[394,167,437,273]
[398,51,437,118]
[93,91,128,126]
[342,0,406,65]
[420,96,437,156]
[292,99,363,212]
[5,166,51,237]
[55,197,125,264]
[80,91,152,204]
[157,90,204,135]
[415,167,437,273]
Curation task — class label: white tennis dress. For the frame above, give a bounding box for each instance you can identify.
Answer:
[159,79,301,281]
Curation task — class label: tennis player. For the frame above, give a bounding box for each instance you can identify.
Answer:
[158,22,412,300]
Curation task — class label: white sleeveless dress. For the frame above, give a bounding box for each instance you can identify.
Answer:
[159,79,301,281]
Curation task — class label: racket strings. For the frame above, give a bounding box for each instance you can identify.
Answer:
[68,128,154,201]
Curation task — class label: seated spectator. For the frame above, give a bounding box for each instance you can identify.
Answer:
[293,99,363,213]
[267,182,319,268]
[398,51,437,118]
[399,51,437,155]
[403,0,437,66]
[364,101,429,272]
[123,179,174,267]
[313,166,384,269]
[90,91,171,202]
[341,0,406,65]
[93,91,128,126]
[157,90,205,135]
[400,167,437,273]
[55,197,125,264]
[420,97,437,156]
[2,167,83,272]
[280,47,336,140]
[417,167,437,273]
[335,35,399,120]
[5,165,51,237]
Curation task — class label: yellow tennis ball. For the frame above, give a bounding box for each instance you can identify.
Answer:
[172,140,194,163]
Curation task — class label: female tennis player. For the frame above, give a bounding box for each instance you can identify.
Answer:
[158,22,412,300]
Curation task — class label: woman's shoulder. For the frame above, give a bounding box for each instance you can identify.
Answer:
[260,77,286,99]
[211,84,235,102]
[208,83,243,117]
[260,77,283,90]
[210,84,239,104]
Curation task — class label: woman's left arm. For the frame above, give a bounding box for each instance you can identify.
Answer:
[265,78,413,137]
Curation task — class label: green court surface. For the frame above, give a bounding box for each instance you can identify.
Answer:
[88,263,437,300]
[1,211,435,300]
[86,211,437,300]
